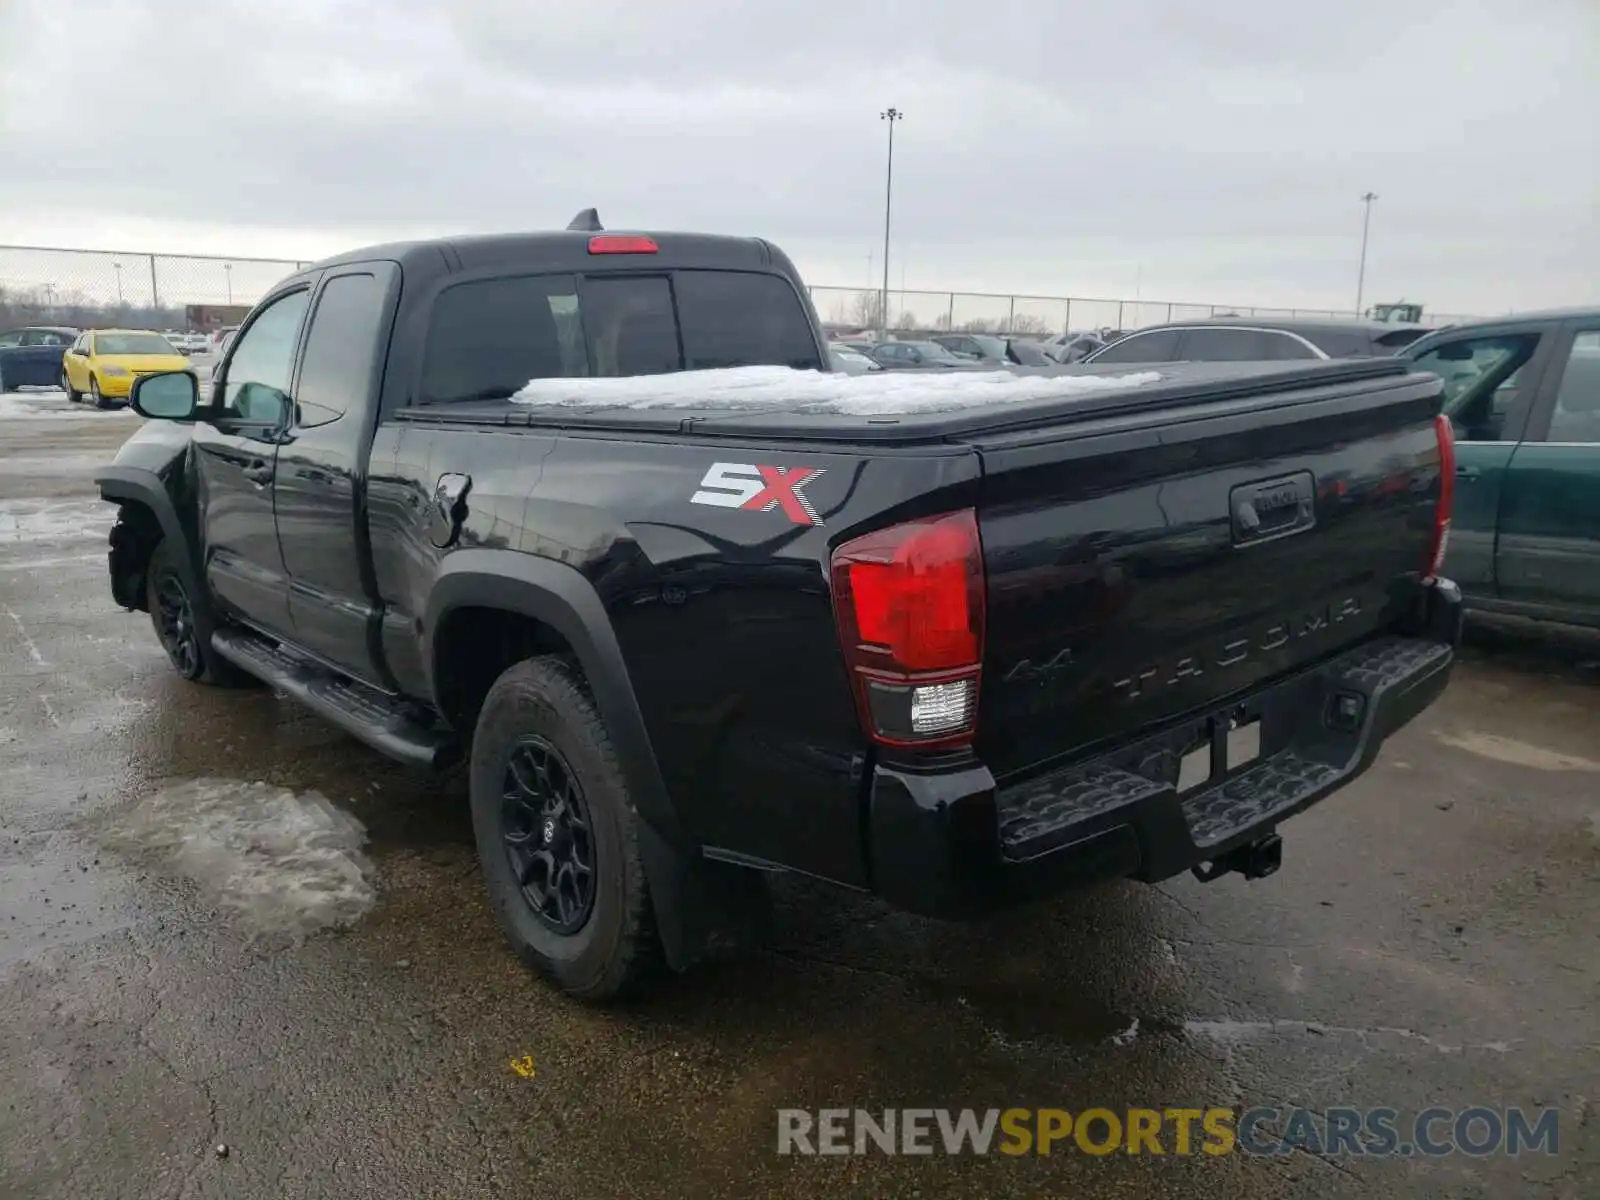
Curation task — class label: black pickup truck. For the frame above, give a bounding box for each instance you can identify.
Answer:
[95,217,1464,999]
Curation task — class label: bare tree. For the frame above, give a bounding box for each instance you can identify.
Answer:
[848,290,884,330]
[1008,313,1051,335]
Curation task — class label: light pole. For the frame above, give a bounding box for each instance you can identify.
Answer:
[1355,192,1378,316]
[225,262,233,304]
[880,106,902,339]
[113,262,124,305]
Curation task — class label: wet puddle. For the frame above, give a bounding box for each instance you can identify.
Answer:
[99,778,377,938]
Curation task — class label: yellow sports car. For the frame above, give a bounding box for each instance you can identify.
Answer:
[61,329,191,408]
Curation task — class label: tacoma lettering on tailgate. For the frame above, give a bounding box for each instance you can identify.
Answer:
[1110,596,1363,702]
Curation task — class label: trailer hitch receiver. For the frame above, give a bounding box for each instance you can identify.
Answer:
[1192,832,1283,883]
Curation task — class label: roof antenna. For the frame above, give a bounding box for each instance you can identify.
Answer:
[566,208,603,232]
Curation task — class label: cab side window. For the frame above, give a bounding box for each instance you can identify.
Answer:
[1545,331,1600,444]
[221,290,310,421]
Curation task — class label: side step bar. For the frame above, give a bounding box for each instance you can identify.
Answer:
[211,629,460,770]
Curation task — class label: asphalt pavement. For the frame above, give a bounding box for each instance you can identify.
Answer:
[0,389,1595,1198]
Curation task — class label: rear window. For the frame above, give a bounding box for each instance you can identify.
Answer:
[674,271,822,371]
[417,269,821,404]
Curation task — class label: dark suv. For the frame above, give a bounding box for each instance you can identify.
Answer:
[1084,318,1432,366]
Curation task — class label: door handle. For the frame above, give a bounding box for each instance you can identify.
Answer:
[1455,465,1480,481]
[242,462,273,485]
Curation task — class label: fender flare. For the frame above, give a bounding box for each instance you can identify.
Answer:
[423,549,768,971]
[94,465,203,597]
[423,548,685,844]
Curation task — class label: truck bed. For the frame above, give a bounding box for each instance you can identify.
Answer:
[394,358,1418,444]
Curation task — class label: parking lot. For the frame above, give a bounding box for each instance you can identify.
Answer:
[0,389,1595,1198]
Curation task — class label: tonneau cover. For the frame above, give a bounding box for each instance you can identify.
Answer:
[394,358,1416,444]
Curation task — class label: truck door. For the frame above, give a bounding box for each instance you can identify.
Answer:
[276,264,398,685]
[1411,327,1552,599]
[192,286,312,637]
[1495,325,1600,621]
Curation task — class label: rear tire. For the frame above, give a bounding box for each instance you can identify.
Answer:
[144,539,256,686]
[470,656,661,1001]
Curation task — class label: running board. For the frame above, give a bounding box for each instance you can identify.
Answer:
[211,628,460,770]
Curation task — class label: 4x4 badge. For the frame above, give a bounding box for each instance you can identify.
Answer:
[690,462,826,526]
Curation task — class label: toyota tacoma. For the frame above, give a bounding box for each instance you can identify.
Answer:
[95,214,1463,999]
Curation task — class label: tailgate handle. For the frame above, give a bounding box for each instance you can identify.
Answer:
[1231,472,1316,546]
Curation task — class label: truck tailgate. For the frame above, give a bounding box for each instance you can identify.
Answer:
[973,364,1446,780]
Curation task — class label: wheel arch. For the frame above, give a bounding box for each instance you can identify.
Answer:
[95,466,203,608]
[424,549,769,972]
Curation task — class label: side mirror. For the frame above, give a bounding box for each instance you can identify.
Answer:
[130,370,200,421]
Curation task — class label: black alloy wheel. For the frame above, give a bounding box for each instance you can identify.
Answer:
[153,567,202,678]
[500,737,596,934]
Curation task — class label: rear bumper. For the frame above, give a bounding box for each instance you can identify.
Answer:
[867,578,1464,919]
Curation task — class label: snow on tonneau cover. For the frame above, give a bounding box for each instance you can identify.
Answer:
[512,364,1164,414]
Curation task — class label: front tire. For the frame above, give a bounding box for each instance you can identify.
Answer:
[90,375,109,409]
[144,539,255,686]
[470,657,661,1001]
[62,372,82,403]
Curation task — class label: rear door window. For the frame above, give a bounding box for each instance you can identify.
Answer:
[1545,331,1600,443]
[1258,331,1321,360]
[1175,328,1264,361]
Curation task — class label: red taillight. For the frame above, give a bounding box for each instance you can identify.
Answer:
[1425,412,1455,579]
[831,510,986,748]
[587,235,658,255]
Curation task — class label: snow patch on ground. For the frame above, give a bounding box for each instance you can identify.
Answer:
[102,778,377,938]
[513,365,1164,416]
[0,455,107,476]
[0,390,134,421]
[0,499,113,544]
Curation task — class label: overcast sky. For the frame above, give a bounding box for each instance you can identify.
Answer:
[1,0,1595,316]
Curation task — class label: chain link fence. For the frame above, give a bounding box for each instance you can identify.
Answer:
[0,244,1481,337]
[806,286,1483,337]
[0,246,311,333]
